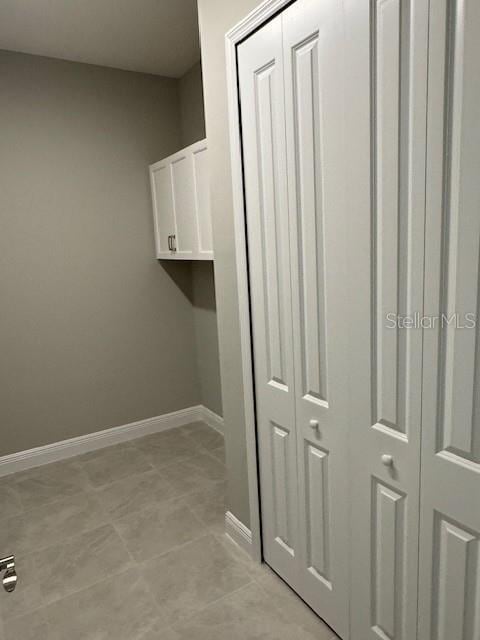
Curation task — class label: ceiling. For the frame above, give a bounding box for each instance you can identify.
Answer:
[0,0,200,78]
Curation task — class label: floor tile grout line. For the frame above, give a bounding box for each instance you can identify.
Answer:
[115,526,253,629]
[169,578,256,631]
[0,422,228,634]
[103,477,224,528]
[2,464,225,566]
[3,480,93,520]
[112,516,212,568]
[153,443,225,472]
[90,465,178,495]
[32,563,143,621]
[252,569,339,639]
[5,517,122,609]
[2,506,229,626]
[0,512,221,585]
[0,497,112,559]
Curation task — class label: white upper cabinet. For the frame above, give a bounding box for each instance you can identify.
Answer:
[149,138,214,260]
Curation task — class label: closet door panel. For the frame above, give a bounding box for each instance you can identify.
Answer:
[283,0,349,635]
[419,2,480,638]
[238,16,299,585]
[345,1,429,639]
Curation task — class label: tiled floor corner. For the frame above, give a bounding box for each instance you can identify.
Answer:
[0,422,338,639]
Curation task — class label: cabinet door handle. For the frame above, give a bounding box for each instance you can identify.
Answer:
[167,235,172,251]
[171,234,176,252]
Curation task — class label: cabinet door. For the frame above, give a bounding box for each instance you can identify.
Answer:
[171,154,196,258]
[192,140,214,259]
[418,2,480,638]
[282,0,350,636]
[238,14,300,589]
[150,161,175,257]
[345,1,429,639]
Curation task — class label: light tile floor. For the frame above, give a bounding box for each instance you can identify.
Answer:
[0,422,338,639]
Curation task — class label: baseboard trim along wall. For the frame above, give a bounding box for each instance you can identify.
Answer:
[225,510,254,556]
[0,404,224,477]
[200,405,224,435]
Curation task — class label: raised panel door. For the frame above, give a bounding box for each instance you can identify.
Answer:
[418,2,480,638]
[344,1,429,638]
[282,0,350,635]
[238,14,299,587]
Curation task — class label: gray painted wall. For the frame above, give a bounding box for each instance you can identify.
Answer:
[178,61,207,147]
[192,262,222,416]
[0,50,201,456]
[197,0,261,527]
[178,61,223,417]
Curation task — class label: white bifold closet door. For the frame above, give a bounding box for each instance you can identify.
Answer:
[345,1,429,639]
[238,0,479,638]
[419,2,480,638]
[238,0,349,636]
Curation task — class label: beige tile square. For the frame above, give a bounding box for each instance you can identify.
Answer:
[0,481,23,519]
[134,428,192,451]
[141,534,252,625]
[257,567,335,639]
[113,499,207,562]
[0,492,107,555]
[134,429,200,467]
[215,533,265,580]
[171,581,332,640]
[79,443,152,487]
[10,459,89,510]
[33,524,132,605]
[182,481,226,532]
[95,469,182,519]
[180,422,224,451]
[209,444,225,464]
[0,553,43,620]
[137,620,176,639]
[45,569,161,640]
[3,608,49,640]
[159,452,225,496]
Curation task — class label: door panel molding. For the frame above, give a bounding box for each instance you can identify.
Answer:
[291,31,329,407]
[304,443,331,586]
[371,0,421,441]
[434,0,480,466]
[254,61,290,390]
[271,422,295,552]
[371,479,406,640]
[431,513,480,640]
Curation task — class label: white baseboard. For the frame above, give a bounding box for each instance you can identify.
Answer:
[0,404,223,478]
[225,511,253,556]
[199,406,224,435]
